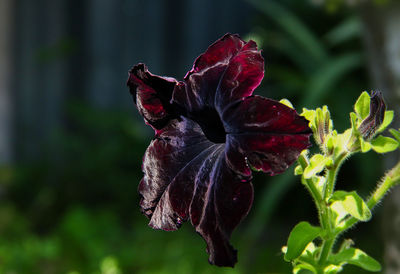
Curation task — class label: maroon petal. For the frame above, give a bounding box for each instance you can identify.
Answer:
[139,118,213,220]
[223,96,312,175]
[191,153,253,267]
[127,64,178,130]
[185,33,245,78]
[130,34,312,268]
[215,41,264,113]
[140,117,253,267]
[172,34,264,115]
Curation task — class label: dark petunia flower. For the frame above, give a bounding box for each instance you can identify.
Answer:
[358,91,386,140]
[127,34,312,267]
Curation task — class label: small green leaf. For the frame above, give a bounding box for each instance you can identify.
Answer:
[376,110,394,133]
[295,165,303,175]
[330,248,381,272]
[330,191,371,221]
[389,129,400,143]
[349,112,358,131]
[303,154,328,179]
[285,222,321,261]
[293,264,317,274]
[370,136,399,153]
[280,98,294,109]
[354,91,370,120]
[301,108,317,133]
[360,138,371,153]
[330,200,348,226]
[301,108,316,123]
[324,264,343,274]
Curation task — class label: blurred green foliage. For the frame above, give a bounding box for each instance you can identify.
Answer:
[0,0,388,273]
[312,0,391,13]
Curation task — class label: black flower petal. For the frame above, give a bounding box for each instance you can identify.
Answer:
[128,33,312,267]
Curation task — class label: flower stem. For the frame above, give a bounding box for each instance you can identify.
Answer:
[338,161,400,232]
[318,237,335,266]
[324,152,348,199]
[298,154,327,229]
[316,151,348,270]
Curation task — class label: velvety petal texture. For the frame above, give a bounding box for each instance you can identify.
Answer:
[127,33,312,267]
[127,64,178,130]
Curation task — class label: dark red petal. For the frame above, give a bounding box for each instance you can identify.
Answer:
[185,33,245,78]
[172,34,264,115]
[148,144,220,230]
[140,117,253,267]
[139,118,213,221]
[223,96,311,134]
[215,41,264,113]
[226,133,310,176]
[127,64,178,129]
[223,96,312,175]
[191,153,253,267]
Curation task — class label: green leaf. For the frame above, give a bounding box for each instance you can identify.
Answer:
[303,154,328,179]
[302,53,362,106]
[360,138,371,153]
[354,91,370,120]
[301,108,316,130]
[330,248,381,272]
[330,199,349,226]
[377,110,394,133]
[247,0,327,65]
[389,129,400,144]
[324,16,361,47]
[285,222,321,261]
[324,264,343,274]
[370,136,399,153]
[294,165,303,175]
[330,191,371,221]
[280,98,294,109]
[293,264,317,274]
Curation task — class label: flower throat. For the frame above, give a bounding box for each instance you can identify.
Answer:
[190,107,226,143]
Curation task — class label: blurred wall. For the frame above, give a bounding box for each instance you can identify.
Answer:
[360,2,400,272]
[10,0,253,162]
[0,0,13,164]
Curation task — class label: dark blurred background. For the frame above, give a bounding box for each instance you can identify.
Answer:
[1,0,400,273]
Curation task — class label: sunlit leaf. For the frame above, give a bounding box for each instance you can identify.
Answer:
[376,110,394,133]
[330,248,381,272]
[285,222,321,261]
[324,264,343,274]
[370,136,398,153]
[389,129,400,144]
[295,165,303,175]
[354,91,370,120]
[303,154,329,179]
[360,138,371,153]
[330,191,371,221]
[293,264,317,274]
[280,98,294,108]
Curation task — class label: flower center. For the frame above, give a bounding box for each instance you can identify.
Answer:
[191,107,226,143]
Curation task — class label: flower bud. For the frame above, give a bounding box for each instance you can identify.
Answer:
[358,91,386,140]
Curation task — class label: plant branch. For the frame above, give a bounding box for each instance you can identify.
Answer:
[338,161,400,232]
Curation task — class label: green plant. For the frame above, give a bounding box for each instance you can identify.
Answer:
[282,91,400,273]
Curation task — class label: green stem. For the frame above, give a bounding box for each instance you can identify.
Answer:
[318,237,335,266]
[298,154,327,229]
[338,161,400,232]
[324,152,348,199]
[324,168,336,200]
[316,152,348,270]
